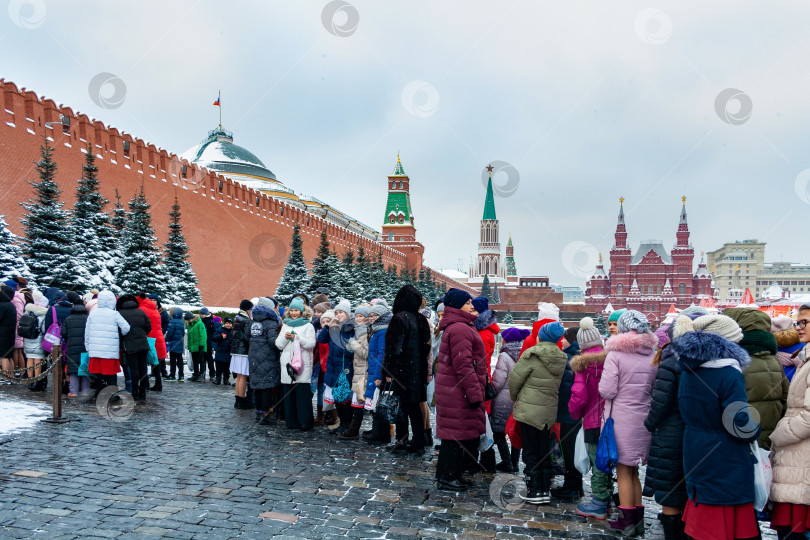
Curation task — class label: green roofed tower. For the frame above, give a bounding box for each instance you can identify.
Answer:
[469,165,502,281]
[381,154,424,269]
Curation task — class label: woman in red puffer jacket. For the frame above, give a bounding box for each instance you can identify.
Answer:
[434,289,486,491]
[137,293,168,392]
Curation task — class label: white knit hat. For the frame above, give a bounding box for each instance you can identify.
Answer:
[672,314,743,343]
[576,317,603,350]
[537,302,559,321]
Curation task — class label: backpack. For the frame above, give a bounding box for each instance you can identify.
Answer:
[17,311,41,339]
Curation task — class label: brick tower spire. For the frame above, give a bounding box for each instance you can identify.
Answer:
[609,196,631,306]
[471,166,502,278]
[505,234,517,276]
[381,154,423,268]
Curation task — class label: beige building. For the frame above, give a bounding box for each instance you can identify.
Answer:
[707,240,810,300]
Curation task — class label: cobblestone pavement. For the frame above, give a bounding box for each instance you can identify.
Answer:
[0,378,777,539]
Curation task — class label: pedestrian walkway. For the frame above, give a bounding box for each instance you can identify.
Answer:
[0,381,774,539]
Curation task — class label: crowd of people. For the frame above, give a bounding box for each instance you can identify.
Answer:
[2,274,810,540]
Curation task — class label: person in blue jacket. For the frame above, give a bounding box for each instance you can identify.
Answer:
[317,299,355,437]
[362,304,392,445]
[164,307,186,381]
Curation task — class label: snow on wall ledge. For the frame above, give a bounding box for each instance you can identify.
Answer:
[0,79,416,305]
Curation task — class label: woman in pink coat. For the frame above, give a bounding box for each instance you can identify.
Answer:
[3,279,26,372]
[598,310,658,535]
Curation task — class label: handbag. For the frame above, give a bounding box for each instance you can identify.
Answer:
[505,413,522,449]
[146,337,158,366]
[290,337,303,374]
[332,352,352,404]
[484,374,496,401]
[752,441,772,512]
[478,415,495,452]
[574,427,591,475]
[596,402,618,473]
[376,382,405,424]
[41,307,61,354]
[550,424,566,475]
[78,352,90,377]
[310,362,320,394]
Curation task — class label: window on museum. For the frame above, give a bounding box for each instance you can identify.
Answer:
[617,284,623,295]
[387,233,393,241]
[679,283,686,295]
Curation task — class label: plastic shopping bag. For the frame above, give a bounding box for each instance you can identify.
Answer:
[752,441,772,512]
[574,427,591,476]
[478,415,494,453]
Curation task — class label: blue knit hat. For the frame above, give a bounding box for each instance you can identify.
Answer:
[288,297,305,313]
[472,296,489,314]
[3,279,18,290]
[444,288,472,310]
[538,321,565,343]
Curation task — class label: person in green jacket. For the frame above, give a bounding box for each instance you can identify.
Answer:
[185,312,208,382]
[724,307,789,450]
[509,321,568,505]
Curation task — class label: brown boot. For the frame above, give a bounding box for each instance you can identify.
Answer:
[338,414,362,440]
[314,404,324,425]
[324,409,338,427]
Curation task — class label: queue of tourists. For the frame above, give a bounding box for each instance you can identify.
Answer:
[2,275,809,540]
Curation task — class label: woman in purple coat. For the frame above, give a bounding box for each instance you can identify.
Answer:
[598,310,659,535]
[434,288,486,491]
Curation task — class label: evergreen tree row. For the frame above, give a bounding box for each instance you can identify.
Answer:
[275,226,447,307]
[0,138,201,304]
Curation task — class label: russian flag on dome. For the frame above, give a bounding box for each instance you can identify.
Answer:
[213,92,221,106]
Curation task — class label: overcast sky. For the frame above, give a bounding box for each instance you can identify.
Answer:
[3,1,810,287]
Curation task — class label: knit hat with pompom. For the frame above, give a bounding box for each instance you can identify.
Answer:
[576,317,603,350]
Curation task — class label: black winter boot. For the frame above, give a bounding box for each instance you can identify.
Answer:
[495,439,514,472]
[521,473,548,504]
[659,513,685,540]
[511,448,520,472]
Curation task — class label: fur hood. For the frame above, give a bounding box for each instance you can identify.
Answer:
[604,330,658,355]
[393,284,422,314]
[474,309,498,331]
[671,330,751,370]
[773,329,800,348]
[24,303,48,316]
[570,348,607,373]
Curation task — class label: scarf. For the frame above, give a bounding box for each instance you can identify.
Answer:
[502,341,523,362]
[284,316,310,328]
[701,358,742,372]
[739,330,778,356]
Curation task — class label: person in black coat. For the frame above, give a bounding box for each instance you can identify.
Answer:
[248,304,281,423]
[553,326,583,501]
[61,303,89,396]
[116,294,152,401]
[212,318,233,385]
[200,308,218,381]
[643,327,687,540]
[383,284,431,454]
[230,302,253,409]
[0,285,18,382]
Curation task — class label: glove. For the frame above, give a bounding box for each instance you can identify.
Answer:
[468,401,481,410]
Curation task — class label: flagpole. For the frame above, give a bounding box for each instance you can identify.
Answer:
[218,90,222,130]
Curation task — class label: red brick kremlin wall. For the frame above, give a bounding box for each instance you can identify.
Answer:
[0,79,416,306]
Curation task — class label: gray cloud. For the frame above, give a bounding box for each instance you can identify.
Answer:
[3,0,809,286]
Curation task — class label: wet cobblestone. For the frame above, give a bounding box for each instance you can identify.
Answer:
[0,381,778,539]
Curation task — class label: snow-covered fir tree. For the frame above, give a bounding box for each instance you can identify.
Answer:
[275,222,310,303]
[19,138,78,289]
[309,228,332,293]
[162,195,202,304]
[480,274,492,300]
[364,249,387,301]
[595,313,607,337]
[111,188,127,238]
[352,246,375,302]
[338,249,364,303]
[492,281,501,304]
[0,215,33,281]
[385,265,401,300]
[502,309,514,324]
[116,184,168,296]
[71,145,116,290]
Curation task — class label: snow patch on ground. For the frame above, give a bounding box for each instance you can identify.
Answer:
[0,398,50,437]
